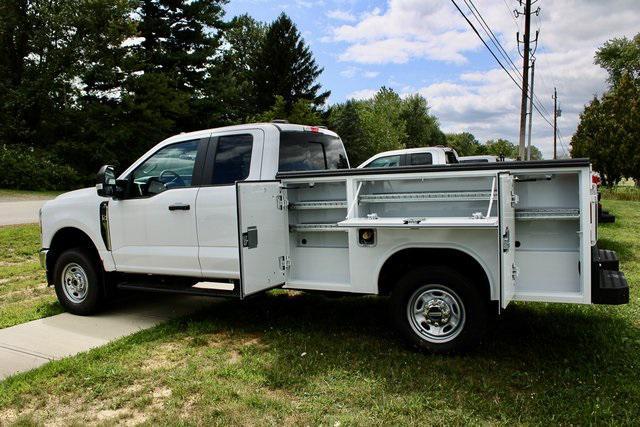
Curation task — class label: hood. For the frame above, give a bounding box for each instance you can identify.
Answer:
[54,187,96,201]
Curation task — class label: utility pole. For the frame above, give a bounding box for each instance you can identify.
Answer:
[553,87,558,160]
[516,0,539,160]
[526,59,535,160]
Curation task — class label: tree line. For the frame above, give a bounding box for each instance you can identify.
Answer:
[571,33,640,186]
[1,0,540,190]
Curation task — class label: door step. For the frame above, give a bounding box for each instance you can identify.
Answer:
[592,269,629,305]
[117,280,241,298]
[593,247,620,271]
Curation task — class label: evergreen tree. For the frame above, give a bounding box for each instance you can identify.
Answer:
[254,13,329,112]
[217,14,267,122]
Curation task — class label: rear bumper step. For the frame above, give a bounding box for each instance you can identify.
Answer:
[591,246,628,305]
[593,247,620,271]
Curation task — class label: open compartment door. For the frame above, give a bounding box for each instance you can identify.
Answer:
[499,172,517,308]
[236,181,288,297]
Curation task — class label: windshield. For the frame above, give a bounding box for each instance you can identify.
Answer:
[278,131,349,172]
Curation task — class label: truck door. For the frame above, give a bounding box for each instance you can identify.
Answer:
[499,172,517,308]
[236,181,288,297]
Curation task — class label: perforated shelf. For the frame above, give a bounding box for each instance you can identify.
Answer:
[515,208,579,220]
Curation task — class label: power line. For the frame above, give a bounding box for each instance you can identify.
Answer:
[463,0,522,80]
[450,0,555,130]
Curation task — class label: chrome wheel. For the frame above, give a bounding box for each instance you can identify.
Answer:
[61,262,89,304]
[407,285,465,343]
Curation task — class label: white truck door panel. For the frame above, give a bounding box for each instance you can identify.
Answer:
[109,188,201,276]
[236,181,288,297]
[499,173,516,308]
[196,129,265,279]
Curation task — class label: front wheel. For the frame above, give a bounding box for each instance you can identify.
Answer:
[391,266,488,354]
[54,248,104,315]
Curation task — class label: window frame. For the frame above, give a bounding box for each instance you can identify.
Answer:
[202,133,255,186]
[124,138,208,199]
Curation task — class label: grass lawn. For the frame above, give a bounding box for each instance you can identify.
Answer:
[0,188,61,200]
[0,200,638,425]
[0,225,62,329]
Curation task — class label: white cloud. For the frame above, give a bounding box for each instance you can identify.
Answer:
[347,88,378,100]
[331,0,640,158]
[340,66,379,79]
[326,9,356,22]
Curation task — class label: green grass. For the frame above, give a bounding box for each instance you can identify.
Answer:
[0,201,638,425]
[0,224,62,329]
[0,188,61,199]
[600,185,640,201]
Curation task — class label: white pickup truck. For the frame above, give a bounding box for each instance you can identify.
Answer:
[39,122,629,353]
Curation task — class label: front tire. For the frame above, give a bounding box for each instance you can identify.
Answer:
[54,248,104,315]
[391,266,488,354]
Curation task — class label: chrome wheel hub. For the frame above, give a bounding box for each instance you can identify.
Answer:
[62,263,89,303]
[407,286,465,343]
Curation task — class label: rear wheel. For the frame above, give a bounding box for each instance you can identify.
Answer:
[54,248,104,315]
[391,266,487,354]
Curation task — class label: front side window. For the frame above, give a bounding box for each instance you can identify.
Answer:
[279,131,349,172]
[131,139,200,197]
[365,155,401,168]
[212,134,253,185]
[410,152,433,166]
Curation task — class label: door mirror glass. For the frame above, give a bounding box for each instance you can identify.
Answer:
[96,165,117,197]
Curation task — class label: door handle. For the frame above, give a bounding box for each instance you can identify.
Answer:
[168,203,190,211]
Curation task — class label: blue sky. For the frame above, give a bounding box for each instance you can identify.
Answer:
[224,0,640,158]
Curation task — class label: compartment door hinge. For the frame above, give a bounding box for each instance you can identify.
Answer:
[276,193,288,210]
[511,193,519,207]
[512,263,519,281]
[279,255,291,271]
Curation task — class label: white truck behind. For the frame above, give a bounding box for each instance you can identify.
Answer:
[39,122,629,353]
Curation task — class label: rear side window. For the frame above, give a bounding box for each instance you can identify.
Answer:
[279,131,349,172]
[365,155,401,168]
[212,134,253,184]
[445,151,458,164]
[410,152,433,166]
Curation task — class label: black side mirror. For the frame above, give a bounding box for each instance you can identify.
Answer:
[96,165,117,197]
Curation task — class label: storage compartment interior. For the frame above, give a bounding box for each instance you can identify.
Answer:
[286,181,350,285]
[513,172,582,295]
[355,175,498,220]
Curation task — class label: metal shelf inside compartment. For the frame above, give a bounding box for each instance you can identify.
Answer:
[359,190,497,203]
[515,207,580,220]
[289,200,347,210]
[289,223,346,232]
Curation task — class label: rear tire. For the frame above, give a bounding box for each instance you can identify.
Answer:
[391,266,487,354]
[54,248,104,315]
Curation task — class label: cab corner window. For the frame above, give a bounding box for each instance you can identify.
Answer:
[211,134,253,185]
[445,151,459,164]
[131,139,200,197]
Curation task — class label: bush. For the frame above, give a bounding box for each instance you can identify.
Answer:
[0,145,81,191]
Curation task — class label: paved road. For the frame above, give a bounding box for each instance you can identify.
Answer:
[0,199,51,226]
[0,295,216,379]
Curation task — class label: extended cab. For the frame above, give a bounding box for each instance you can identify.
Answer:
[358,146,459,168]
[39,123,629,353]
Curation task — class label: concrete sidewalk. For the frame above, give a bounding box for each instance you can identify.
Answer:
[0,295,216,380]
[0,200,50,226]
